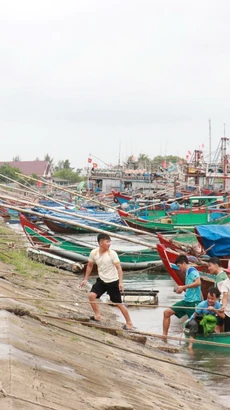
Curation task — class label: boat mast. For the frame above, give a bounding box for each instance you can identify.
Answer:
[221,125,229,191]
[209,118,212,165]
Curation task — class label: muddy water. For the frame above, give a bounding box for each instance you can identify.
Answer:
[118,272,230,408]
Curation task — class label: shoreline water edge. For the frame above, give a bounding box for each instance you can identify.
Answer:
[0,222,228,410]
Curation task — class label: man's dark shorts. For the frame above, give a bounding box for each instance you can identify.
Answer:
[224,315,230,332]
[90,278,122,304]
[171,300,198,319]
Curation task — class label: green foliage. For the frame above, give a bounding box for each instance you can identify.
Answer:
[54,159,73,172]
[75,168,83,174]
[138,153,150,162]
[0,164,22,182]
[123,153,184,172]
[152,155,183,166]
[53,168,83,183]
[63,159,73,170]
[28,174,40,185]
[54,160,64,172]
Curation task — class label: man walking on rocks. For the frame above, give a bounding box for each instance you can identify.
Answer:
[80,233,134,330]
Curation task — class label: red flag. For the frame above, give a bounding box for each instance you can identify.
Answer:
[93,163,98,168]
[187,150,191,155]
[88,158,92,163]
[186,155,189,159]
[162,161,167,168]
[201,143,204,148]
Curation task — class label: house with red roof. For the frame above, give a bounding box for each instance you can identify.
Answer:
[0,161,52,178]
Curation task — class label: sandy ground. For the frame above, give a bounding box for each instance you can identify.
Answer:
[0,258,228,410]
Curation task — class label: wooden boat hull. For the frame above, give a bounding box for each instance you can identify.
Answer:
[43,218,120,234]
[157,232,198,252]
[157,232,230,269]
[20,214,161,271]
[119,198,230,234]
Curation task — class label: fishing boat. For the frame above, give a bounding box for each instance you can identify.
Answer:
[157,232,200,254]
[42,218,122,235]
[119,196,230,234]
[158,228,230,268]
[31,207,124,234]
[195,225,230,258]
[20,214,161,271]
[156,244,215,298]
[112,191,132,206]
[183,326,230,349]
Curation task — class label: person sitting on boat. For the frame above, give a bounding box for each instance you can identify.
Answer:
[163,254,202,337]
[208,257,228,293]
[79,233,134,330]
[185,287,225,350]
[220,266,230,332]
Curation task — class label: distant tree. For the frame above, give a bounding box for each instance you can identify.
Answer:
[53,169,84,183]
[12,156,21,161]
[54,161,64,172]
[34,157,40,161]
[0,164,22,182]
[137,154,151,169]
[152,155,183,167]
[75,168,83,174]
[44,153,54,165]
[63,159,73,170]
[138,154,150,162]
[124,155,139,170]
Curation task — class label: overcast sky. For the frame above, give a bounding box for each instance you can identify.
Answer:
[1,0,230,169]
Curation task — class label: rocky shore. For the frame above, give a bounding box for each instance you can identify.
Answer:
[0,223,227,410]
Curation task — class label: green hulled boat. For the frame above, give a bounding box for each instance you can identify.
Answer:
[20,214,161,271]
[119,196,230,234]
[184,328,230,350]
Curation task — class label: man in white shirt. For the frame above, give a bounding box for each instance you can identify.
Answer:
[80,233,134,330]
[221,267,230,331]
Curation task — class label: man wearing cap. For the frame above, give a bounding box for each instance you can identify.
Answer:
[221,268,230,331]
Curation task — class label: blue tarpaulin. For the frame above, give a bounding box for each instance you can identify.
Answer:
[196,225,230,257]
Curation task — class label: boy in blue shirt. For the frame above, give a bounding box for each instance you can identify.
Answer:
[163,254,201,337]
[185,287,225,350]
